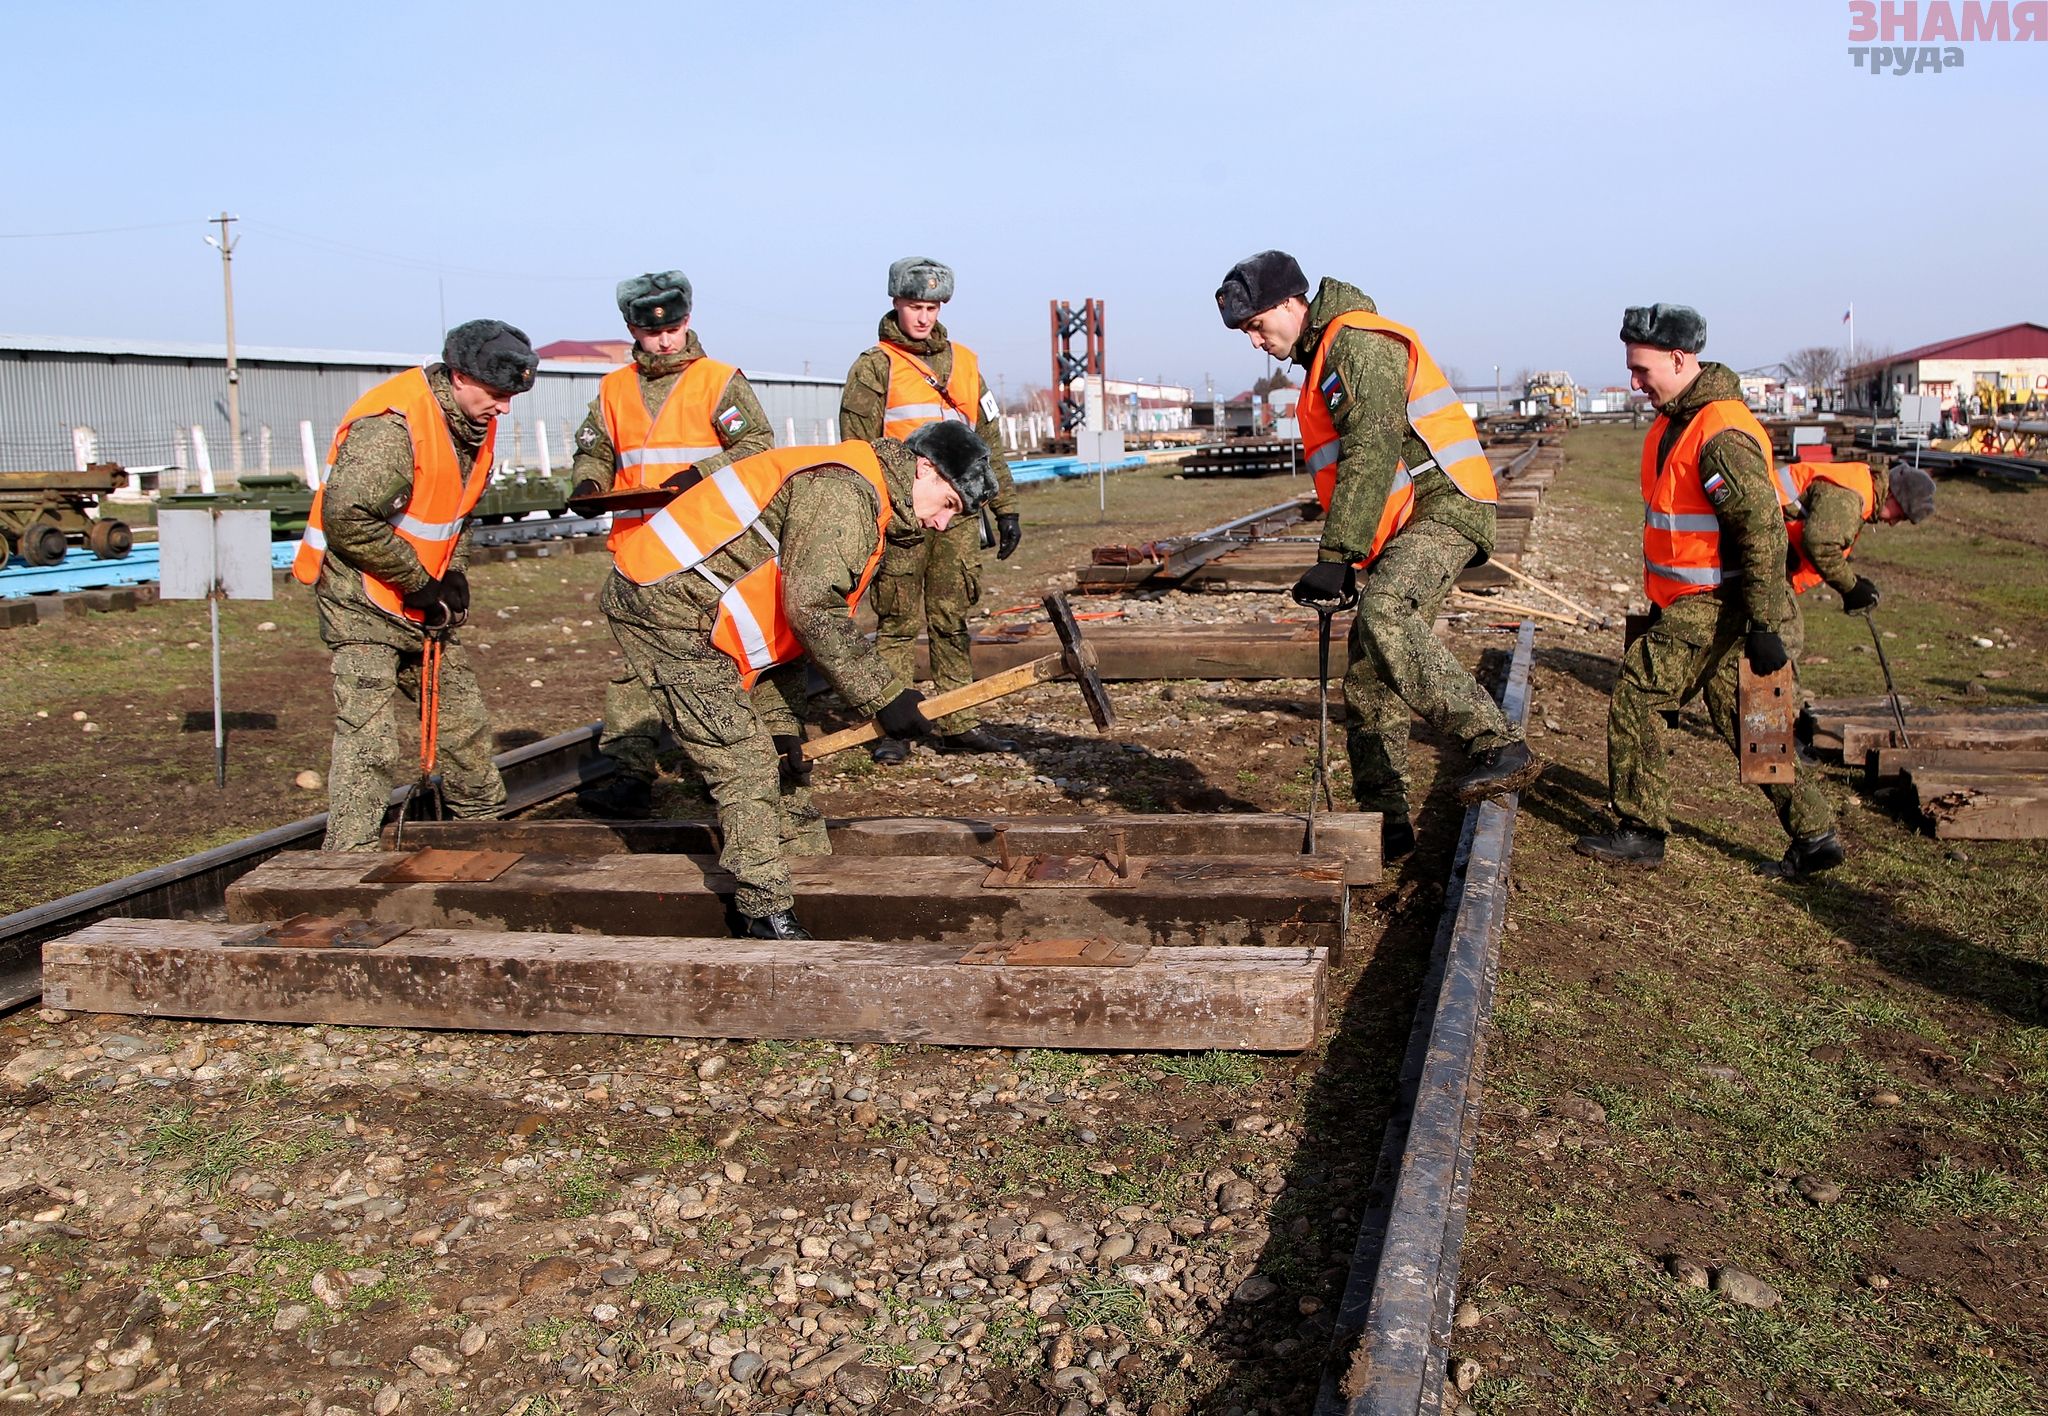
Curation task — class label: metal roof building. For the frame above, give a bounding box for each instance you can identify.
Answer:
[1845,322,2048,413]
[0,334,845,480]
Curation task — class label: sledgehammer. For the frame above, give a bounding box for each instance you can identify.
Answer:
[804,592,1114,759]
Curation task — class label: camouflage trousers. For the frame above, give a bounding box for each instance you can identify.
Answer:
[872,515,983,734]
[596,656,664,782]
[607,617,828,919]
[321,639,505,852]
[1344,520,1522,821]
[1608,592,1833,840]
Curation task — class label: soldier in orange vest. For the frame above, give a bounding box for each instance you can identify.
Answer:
[1216,250,1541,860]
[1575,305,1841,879]
[566,271,776,818]
[600,421,999,940]
[293,320,538,851]
[839,257,1021,763]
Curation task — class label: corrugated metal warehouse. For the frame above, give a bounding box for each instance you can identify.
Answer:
[0,334,846,480]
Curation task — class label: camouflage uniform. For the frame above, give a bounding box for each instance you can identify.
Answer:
[312,364,505,851]
[570,334,774,784]
[599,440,919,918]
[1794,465,1892,598]
[1290,279,1520,820]
[839,313,1016,733]
[1607,363,1834,841]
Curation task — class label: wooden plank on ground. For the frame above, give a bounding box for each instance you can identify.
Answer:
[1870,748,2048,782]
[1839,716,2048,765]
[387,812,1383,885]
[227,851,1352,954]
[956,621,1355,680]
[42,919,1327,1052]
[1906,772,2048,840]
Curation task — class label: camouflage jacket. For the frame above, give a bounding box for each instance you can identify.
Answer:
[838,313,1017,515]
[1653,362,1790,630]
[1798,465,1890,596]
[314,363,487,650]
[1290,279,1495,564]
[602,438,921,716]
[567,331,774,491]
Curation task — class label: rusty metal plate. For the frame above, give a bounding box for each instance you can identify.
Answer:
[958,937,1148,967]
[363,848,524,883]
[223,914,412,950]
[981,854,1148,889]
[1738,659,1797,784]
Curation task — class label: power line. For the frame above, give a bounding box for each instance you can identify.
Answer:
[243,220,608,284]
[0,219,198,239]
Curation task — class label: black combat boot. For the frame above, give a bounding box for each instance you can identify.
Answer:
[741,910,812,940]
[1454,740,1544,804]
[870,737,910,765]
[1572,824,1667,867]
[1382,816,1417,863]
[1756,830,1846,881]
[934,726,1019,755]
[575,773,654,819]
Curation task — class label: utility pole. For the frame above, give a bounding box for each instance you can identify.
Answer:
[206,214,242,473]
[1493,364,1501,413]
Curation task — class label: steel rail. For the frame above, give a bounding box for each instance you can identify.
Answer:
[1316,621,1535,1416]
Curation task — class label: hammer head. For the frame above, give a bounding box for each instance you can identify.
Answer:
[1042,592,1115,732]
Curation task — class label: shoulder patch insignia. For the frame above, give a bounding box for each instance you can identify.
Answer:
[576,423,599,450]
[717,406,745,436]
[1701,470,1731,506]
[980,390,1000,421]
[1320,368,1346,413]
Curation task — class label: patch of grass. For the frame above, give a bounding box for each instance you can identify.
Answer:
[978,1309,1043,1370]
[643,1129,716,1171]
[148,1233,426,1329]
[633,1264,767,1330]
[1020,1049,1090,1085]
[138,1109,262,1195]
[1062,1277,1148,1335]
[1883,1156,2047,1222]
[1152,1050,1265,1089]
[518,1316,597,1356]
[745,1039,796,1071]
[553,1156,617,1219]
[974,1123,1203,1214]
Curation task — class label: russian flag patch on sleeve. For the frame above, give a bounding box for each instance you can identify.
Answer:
[717,405,745,436]
[1320,369,1346,412]
[1701,470,1730,506]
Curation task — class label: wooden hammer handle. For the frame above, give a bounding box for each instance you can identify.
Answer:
[802,653,1066,759]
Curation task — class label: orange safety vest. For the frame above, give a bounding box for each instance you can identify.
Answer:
[612,442,893,688]
[598,357,740,551]
[291,368,496,624]
[1299,310,1497,567]
[880,342,981,439]
[1785,461,1877,595]
[1637,399,1778,608]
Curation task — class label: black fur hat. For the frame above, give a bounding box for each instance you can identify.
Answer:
[617,271,692,328]
[442,319,538,395]
[1215,250,1308,329]
[904,420,997,511]
[1619,304,1707,354]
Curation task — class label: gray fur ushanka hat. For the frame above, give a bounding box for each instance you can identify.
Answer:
[1620,304,1707,354]
[442,319,538,394]
[888,257,954,303]
[617,271,692,328]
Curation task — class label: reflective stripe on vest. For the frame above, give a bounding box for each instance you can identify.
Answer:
[290,367,495,625]
[599,358,740,554]
[1297,309,1496,566]
[1785,460,1877,595]
[880,342,980,440]
[612,441,894,689]
[1637,398,1774,608]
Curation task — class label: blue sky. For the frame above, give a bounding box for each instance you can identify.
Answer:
[4,0,2040,396]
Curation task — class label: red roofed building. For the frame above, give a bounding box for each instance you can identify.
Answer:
[534,338,632,364]
[1847,322,2048,413]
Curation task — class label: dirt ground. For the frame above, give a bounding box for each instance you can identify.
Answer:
[0,435,2041,1415]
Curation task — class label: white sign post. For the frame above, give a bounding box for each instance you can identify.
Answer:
[158,509,272,786]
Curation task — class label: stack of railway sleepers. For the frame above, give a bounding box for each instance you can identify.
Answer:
[1176,440,1302,477]
[1803,696,2048,839]
[39,812,1373,1050]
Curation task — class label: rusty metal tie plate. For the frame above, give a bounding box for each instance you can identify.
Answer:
[363,848,524,883]
[957,937,1149,967]
[224,914,412,950]
[1738,659,1797,784]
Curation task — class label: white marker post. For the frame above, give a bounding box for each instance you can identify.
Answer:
[535,420,552,478]
[158,509,272,786]
[189,426,216,494]
[299,421,322,488]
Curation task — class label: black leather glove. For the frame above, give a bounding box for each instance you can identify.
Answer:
[875,689,932,739]
[660,466,700,492]
[401,577,453,629]
[1745,628,1789,675]
[1291,560,1357,609]
[1841,576,1880,613]
[996,514,1022,561]
[442,567,470,617]
[771,733,811,786]
[567,478,604,515]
